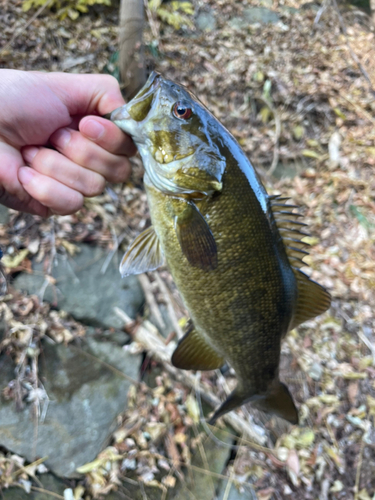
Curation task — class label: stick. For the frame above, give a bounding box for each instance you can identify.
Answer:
[138,274,166,332]
[154,272,184,339]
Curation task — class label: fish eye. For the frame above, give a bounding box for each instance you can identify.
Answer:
[173,102,192,120]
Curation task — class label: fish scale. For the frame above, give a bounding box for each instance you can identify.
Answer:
[111,71,331,425]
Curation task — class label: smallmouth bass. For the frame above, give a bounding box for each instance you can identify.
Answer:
[111,72,331,425]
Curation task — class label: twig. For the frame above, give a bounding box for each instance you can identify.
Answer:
[101,228,127,275]
[261,97,281,176]
[138,274,166,332]
[29,487,64,499]
[114,307,267,446]
[356,329,375,363]
[143,0,160,40]
[154,272,184,339]
[314,0,330,25]
[354,434,365,499]
[69,344,140,386]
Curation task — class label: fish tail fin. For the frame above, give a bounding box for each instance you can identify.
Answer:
[253,381,299,424]
[208,381,298,425]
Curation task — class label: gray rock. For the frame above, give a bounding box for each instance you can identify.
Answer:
[196,10,217,31]
[12,244,144,329]
[0,336,141,478]
[217,482,257,500]
[0,205,9,225]
[309,361,323,381]
[230,7,280,28]
[171,427,234,500]
[244,7,280,24]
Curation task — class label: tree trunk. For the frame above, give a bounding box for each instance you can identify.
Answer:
[119,0,146,100]
[371,0,375,26]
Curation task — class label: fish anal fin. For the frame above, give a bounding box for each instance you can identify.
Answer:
[120,226,164,277]
[171,325,224,371]
[254,381,299,424]
[208,390,250,425]
[175,202,218,271]
[290,270,331,330]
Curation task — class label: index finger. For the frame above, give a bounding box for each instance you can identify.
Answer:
[42,72,126,116]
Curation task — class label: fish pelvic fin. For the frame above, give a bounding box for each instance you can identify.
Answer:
[208,381,298,425]
[119,225,164,277]
[290,269,331,330]
[175,202,218,271]
[172,322,225,371]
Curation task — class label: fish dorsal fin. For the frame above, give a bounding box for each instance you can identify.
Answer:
[171,323,224,371]
[269,195,311,271]
[175,202,218,271]
[290,269,331,330]
[269,195,331,328]
[120,226,164,277]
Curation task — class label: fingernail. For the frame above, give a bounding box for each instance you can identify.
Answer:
[22,146,39,163]
[51,128,71,148]
[18,167,35,186]
[83,119,105,140]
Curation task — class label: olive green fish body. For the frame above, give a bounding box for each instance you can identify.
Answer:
[112,72,331,424]
[146,160,294,389]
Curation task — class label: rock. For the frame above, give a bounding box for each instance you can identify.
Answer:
[0,205,10,225]
[196,10,217,31]
[309,361,323,381]
[217,482,257,500]
[230,7,280,28]
[170,427,234,500]
[12,244,144,330]
[244,7,280,24]
[0,336,141,478]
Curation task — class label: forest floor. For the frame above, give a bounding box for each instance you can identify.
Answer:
[1,0,375,499]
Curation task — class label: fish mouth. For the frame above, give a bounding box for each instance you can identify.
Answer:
[111,71,161,127]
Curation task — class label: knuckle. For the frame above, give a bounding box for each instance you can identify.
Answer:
[84,173,105,197]
[109,161,130,184]
[101,74,120,90]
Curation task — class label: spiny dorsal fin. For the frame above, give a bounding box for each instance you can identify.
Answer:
[270,195,331,326]
[270,195,310,270]
[120,225,164,277]
[290,269,331,330]
[172,322,224,371]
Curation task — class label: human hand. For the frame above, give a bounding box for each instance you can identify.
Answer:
[0,70,136,217]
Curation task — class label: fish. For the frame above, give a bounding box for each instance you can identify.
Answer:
[110,72,331,425]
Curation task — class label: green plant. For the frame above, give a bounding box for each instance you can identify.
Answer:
[22,0,111,20]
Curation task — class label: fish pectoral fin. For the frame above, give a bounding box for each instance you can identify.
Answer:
[119,226,164,277]
[290,269,331,330]
[175,202,218,271]
[171,324,224,371]
[253,381,299,425]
